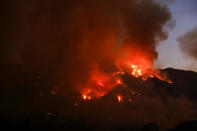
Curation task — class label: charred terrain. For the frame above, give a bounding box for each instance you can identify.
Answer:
[1,68,197,130]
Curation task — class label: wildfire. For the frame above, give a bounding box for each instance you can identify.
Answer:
[80,60,172,103]
[128,64,172,84]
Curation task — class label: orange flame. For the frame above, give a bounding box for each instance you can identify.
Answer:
[117,95,122,103]
[80,53,172,102]
[82,94,91,100]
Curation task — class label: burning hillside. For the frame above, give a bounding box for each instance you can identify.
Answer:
[15,0,172,97]
[5,0,173,106]
[2,0,197,130]
[1,67,197,130]
[80,63,172,102]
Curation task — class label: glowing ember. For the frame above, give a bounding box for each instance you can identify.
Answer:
[82,95,91,100]
[128,98,133,102]
[74,102,78,106]
[130,64,143,77]
[117,79,122,84]
[131,91,135,95]
[117,95,122,103]
[131,65,137,68]
[83,95,87,100]
[88,96,91,100]
[138,70,142,76]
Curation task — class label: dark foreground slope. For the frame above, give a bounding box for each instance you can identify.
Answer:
[0,68,197,130]
[162,68,197,102]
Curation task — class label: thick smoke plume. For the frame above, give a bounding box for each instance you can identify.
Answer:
[178,27,197,60]
[8,0,171,91]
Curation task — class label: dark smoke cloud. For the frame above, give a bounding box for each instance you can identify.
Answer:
[156,0,174,5]
[178,27,197,60]
[1,0,171,88]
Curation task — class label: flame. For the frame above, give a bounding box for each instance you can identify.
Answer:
[80,67,117,100]
[96,80,105,87]
[80,53,172,102]
[117,95,122,103]
[83,95,87,100]
[130,64,142,77]
[82,94,91,100]
[117,78,122,84]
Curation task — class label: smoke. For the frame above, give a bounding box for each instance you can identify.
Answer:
[2,0,188,129]
[5,0,171,90]
[178,27,197,60]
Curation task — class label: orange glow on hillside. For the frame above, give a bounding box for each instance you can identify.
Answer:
[80,47,172,102]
